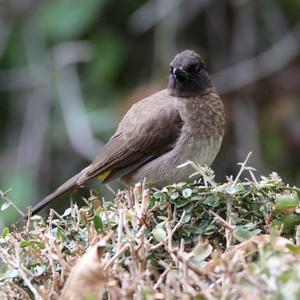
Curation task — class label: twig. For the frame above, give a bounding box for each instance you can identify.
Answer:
[103,243,130,271]
[232,152,252,187]
[116,210,124,251]
[209,210,235,231]
[296,225,300,246]
[15,246,42,300]
[172,210,186,235]
[225,195,233,249]
[153,265,171,289]
[0,189,25,217]
[177,161,216,188]
[105,184,116,195]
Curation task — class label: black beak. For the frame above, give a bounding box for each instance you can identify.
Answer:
[173,67,188,80]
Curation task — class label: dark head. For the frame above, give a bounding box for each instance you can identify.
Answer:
[167,50,213,97]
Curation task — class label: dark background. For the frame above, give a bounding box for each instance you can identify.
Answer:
[0,0,300,224]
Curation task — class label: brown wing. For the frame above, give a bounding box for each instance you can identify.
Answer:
[31,90,182,214]
[79,92,183,183]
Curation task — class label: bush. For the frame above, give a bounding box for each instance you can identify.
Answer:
[1,157,300,299]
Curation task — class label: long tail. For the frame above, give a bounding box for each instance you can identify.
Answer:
[31,171,84,215]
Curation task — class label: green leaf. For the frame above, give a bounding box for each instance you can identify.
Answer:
[152,227,167,242]
[203,195,220,207]
[182,212,192,223]
[233,227,259,242]
[157,216,168,221]
[86,291,97,300]
[175,199,190,208]
[56,227,64,240]
[1,227,9,239]
[183,225,203,235]
[272,214,300,233]
[190,243,213,266]
[275,193,299,211]
[93,215,103,232]
[170,192,179,200]
[287,244,300,255]
[19,240,45,249]
[182,188,193,198]
[153,191,162,200]
[226,183,244,194]
[158,193,168,210]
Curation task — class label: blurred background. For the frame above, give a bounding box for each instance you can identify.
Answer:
[0,0,300,224]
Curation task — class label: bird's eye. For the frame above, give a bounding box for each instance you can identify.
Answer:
[169,66,173,73]
[195,65,201,72]
[189,64,200,73]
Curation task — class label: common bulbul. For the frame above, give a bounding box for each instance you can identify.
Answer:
[32,50,225,213]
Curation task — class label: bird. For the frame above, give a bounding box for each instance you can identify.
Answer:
[32,50,225,214]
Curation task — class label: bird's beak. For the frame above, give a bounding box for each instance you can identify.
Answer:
[173,67,188,80]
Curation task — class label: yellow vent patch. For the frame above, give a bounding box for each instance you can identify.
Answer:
[97,170,112,181]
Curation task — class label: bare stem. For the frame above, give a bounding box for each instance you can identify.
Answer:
[232,152,252,187]
[0,190,25,217]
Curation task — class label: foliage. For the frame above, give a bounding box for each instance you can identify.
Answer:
[1,1,300,222]
[1,159,300,299]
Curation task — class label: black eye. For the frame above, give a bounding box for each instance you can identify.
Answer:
[189,64,200,73]
[195,65,201,72]
[169,66,173,73]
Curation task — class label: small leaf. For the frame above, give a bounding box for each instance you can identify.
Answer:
[190,243,213,266]
[19,240,31,247]
[152,227,167,242]
[170,192,179,200]
[19,240,45,249]
[233,227,259,242]
[3,269,18,279]
[175,199,190,208]
[226,183,244,194]
[182,188,193,198]
[287,244,300,255]
[1,227,9,239]
[30,215,42,221]
[32,265,47,277]
[56,227,64,240]
[93,215,103,232]
[183,225,203,235]
[157,216,168,221]
[86,291,97,300]
[61,207,72,217]
[1,202,10,211]
[272,214,300,233]
[153,191,162,200]
[182,213,192,223]
[275,193,299,212]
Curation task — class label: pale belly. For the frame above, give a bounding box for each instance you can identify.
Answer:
[123,136,223,187]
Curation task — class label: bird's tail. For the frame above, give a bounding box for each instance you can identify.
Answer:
[31,172,84,215]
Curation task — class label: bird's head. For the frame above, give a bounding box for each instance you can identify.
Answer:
[168,50,213,97]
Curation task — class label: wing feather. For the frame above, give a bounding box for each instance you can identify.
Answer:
[79,91,183,183]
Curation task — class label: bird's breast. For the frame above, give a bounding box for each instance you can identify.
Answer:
[123,92,225,187]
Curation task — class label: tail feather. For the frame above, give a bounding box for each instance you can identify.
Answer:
[31,172,83,214]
